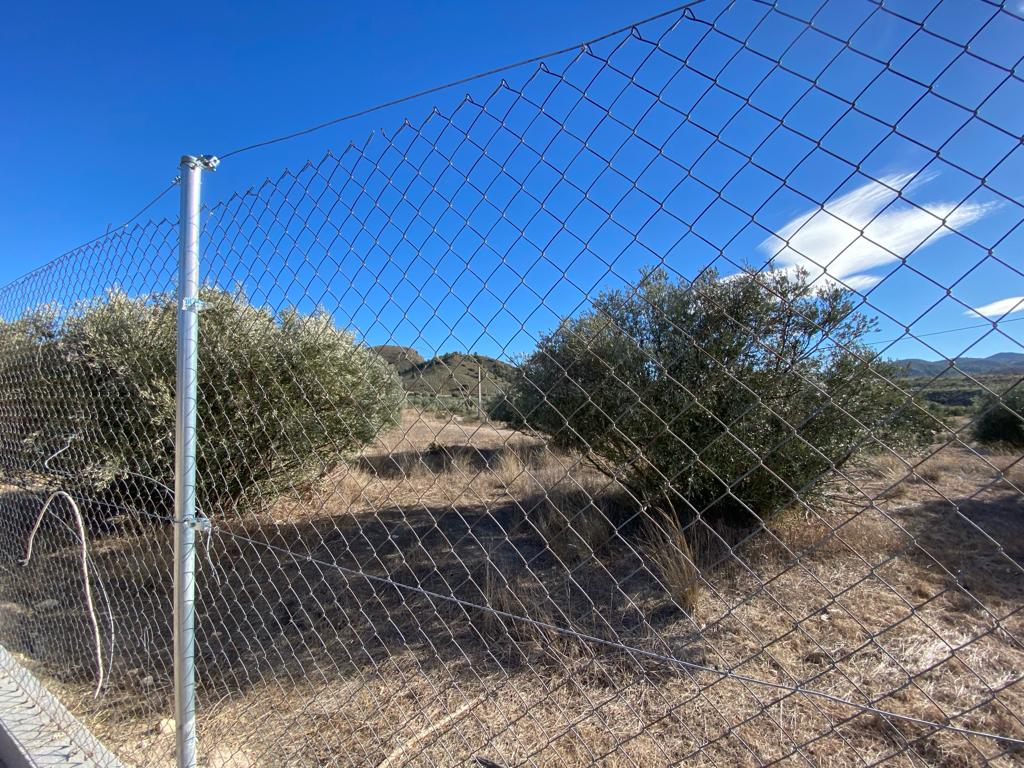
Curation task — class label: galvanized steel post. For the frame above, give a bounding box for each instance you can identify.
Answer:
[174,154,216,768]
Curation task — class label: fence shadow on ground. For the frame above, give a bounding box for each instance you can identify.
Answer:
[195,496,701,695]
[0,465,704,715]
[2,437,1022,766]
[5,443,1021,701]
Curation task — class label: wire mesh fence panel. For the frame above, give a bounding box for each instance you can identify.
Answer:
[184,1,1024,765]
[2,0,1024,766]
[0,219,181,765]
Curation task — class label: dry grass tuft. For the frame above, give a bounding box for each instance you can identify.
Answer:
[521,465,623,565]
[991,451,1024,493]
[476,553,557,651]
[490,449,525,491]
[642,510,702,616]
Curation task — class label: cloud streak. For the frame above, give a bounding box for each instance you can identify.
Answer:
[968,296,1024,319]
[760,173,992,292]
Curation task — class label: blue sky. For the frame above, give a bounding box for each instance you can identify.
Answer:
[2,0,1023,364]
[0,1,673,277]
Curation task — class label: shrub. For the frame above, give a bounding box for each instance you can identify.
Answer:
[487,391,527,427]
[0,289,404,515]
[501,268,932,525]
[974,388,1024,447]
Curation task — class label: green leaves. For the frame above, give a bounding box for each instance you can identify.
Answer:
[503,268,929,523]
[974,388,1024,447]
[0,289,404,517]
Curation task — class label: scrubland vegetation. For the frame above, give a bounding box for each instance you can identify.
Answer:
[0,289,404,511]
[0,273,1021,766]
[974,388,1024,448]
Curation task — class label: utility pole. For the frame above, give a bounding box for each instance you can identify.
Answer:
[477,358,483,421]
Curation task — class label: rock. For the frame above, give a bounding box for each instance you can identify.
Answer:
[140,675,155,688]
[157,717,175,735]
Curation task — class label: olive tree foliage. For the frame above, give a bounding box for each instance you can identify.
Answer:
[973,388,1024,447]
[500,268,931,524]
[0,289,404,516]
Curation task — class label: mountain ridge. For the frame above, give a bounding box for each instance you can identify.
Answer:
[891,352,1024,377]
[371,346,516,400]
[374,346,1024,384]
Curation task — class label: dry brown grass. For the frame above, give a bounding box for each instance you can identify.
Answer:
[520,465,620,565]
[642,510,701,616]
[1,410,1022,767]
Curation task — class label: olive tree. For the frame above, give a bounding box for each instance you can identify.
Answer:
[974,388,1024,447]
[0,288,404,516]
[500,268,930,524]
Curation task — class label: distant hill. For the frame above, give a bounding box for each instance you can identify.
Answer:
[374,347,1023,393]
[371,347,516,401]
[892,352,1024,377]
[372,345,425,373]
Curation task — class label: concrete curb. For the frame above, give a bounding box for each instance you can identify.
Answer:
[0,646,122,768]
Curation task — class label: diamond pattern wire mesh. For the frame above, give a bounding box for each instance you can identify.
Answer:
[0,218,179,764]
[2,0,1024,765]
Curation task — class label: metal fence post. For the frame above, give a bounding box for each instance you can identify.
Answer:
[174,154,216,768]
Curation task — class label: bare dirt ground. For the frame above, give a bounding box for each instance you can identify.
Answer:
[0,410,1022,767]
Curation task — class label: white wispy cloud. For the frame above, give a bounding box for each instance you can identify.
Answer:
[968,296,1024,318]
[760,173,993,292]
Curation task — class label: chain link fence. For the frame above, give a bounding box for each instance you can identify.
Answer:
[2,0,1024,765]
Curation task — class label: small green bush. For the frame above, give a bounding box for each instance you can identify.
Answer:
[500,268,933,524]
[487,392,527,427]
[0,289,404,515]
[974,389,1024,447]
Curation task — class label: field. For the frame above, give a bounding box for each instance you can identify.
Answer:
[0,409,1022,767]
[908,372,1021,419]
